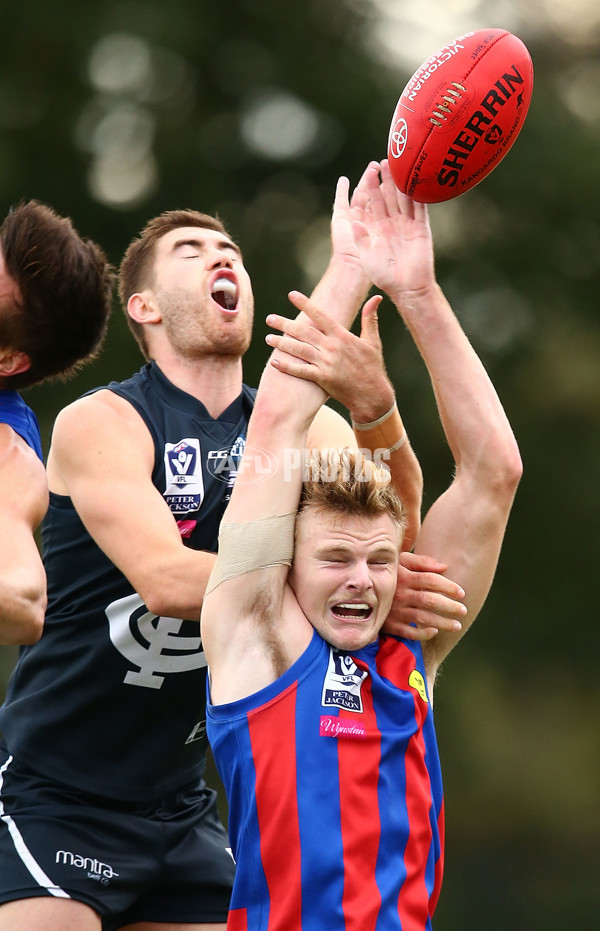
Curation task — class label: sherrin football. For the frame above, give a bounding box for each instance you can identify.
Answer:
[387,28,533,203]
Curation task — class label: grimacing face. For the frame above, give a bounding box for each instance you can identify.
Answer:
[145,226,254,359]
[288,507,400,652]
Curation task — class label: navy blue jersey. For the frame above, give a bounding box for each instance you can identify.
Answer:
[0,362,255,802]
[0,390,43,460]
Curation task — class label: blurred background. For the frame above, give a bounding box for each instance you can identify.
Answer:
[1,0,598,926]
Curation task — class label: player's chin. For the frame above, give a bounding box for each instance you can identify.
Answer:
[326,621,380,652]
[214,327,252,356]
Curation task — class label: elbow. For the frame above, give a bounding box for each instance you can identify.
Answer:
[139,581,200,622]
[484,434,523,506]
[0,601,46,646]
[498,436,523,497]
[141,587,178,620]
[19,612,45,645]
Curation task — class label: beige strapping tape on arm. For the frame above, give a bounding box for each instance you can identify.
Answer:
[205,512,297,595]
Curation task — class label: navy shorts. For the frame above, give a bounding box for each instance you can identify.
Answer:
[0,749,234,930]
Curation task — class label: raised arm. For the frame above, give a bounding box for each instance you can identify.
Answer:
[262,296,467,641]
[0,426,47,644]
[353,160,522,689]
[201,287,362,702]
[264,296,422,547]
[211,166,400,525]
[201,172,406,701]
[298,164,425,543]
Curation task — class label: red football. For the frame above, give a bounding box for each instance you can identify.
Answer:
[387,28,533,203]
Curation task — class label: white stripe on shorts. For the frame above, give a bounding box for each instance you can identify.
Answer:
[0,755,70,898]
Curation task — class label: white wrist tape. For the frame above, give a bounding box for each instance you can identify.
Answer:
[352,402,407,458]
[205,512,297,594]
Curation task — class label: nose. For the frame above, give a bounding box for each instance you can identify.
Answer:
[346,560,374,592]
[207,247,233,269]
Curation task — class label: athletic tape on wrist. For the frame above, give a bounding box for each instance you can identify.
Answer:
[205,512,296,594]
[352,403,406,458]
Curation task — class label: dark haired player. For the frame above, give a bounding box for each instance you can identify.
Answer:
[0,171,465,930]
[0,200,113,645]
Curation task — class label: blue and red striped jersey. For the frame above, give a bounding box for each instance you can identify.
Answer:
[207,628,444,931]
[0,390,43,461]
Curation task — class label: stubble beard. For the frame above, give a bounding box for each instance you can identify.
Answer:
[158,287,253,360]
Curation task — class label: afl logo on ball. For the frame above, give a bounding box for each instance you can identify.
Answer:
[389,117,408,159]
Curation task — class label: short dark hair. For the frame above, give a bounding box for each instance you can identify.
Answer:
[0,200,114,389]
[118,209,231,358]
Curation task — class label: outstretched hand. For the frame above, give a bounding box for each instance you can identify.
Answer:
[384,552,467,641]
[266,291,395,416]
[351,159,436,300]
[328,162,379,268]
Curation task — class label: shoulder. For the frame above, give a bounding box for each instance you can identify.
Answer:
[47,390,155,493]
[0,424,47,524]
[53,388,150,440]
[0,421,43,469]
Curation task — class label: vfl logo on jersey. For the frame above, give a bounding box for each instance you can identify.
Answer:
[106,593,206,689]
[164,438,204,515]
[321,648,368,713]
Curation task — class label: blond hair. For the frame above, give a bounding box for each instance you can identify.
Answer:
[297,448,405,543]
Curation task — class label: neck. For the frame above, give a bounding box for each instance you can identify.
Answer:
[151,350,244,418]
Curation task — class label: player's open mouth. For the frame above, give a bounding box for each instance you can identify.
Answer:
[331,603,373,621]
[211,276,238,313]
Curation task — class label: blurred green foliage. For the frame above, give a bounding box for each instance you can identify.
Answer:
[1,0,599,926]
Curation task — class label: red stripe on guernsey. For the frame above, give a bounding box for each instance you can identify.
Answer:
[337,664,382,931]
[377,638,435,931]
[227,909,248,931]
[247,685,302,930]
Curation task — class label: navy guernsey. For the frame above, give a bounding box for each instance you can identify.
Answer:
[0,362,255,802]
[0,390,43,461]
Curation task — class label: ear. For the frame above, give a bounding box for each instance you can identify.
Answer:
[127,291,162,326]
[0,348,31,377]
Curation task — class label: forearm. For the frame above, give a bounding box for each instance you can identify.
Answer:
[351,398,422,550]
[259,254,369,432]
[394,283,521,484]
[227,292,335,524]
[310,253,370,332]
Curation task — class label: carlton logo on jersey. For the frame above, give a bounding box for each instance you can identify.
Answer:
[105,593,206,689]
[321,649,368,713]
[164,438,204,515]
[207,437,279,489]
[206,434,246,486]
